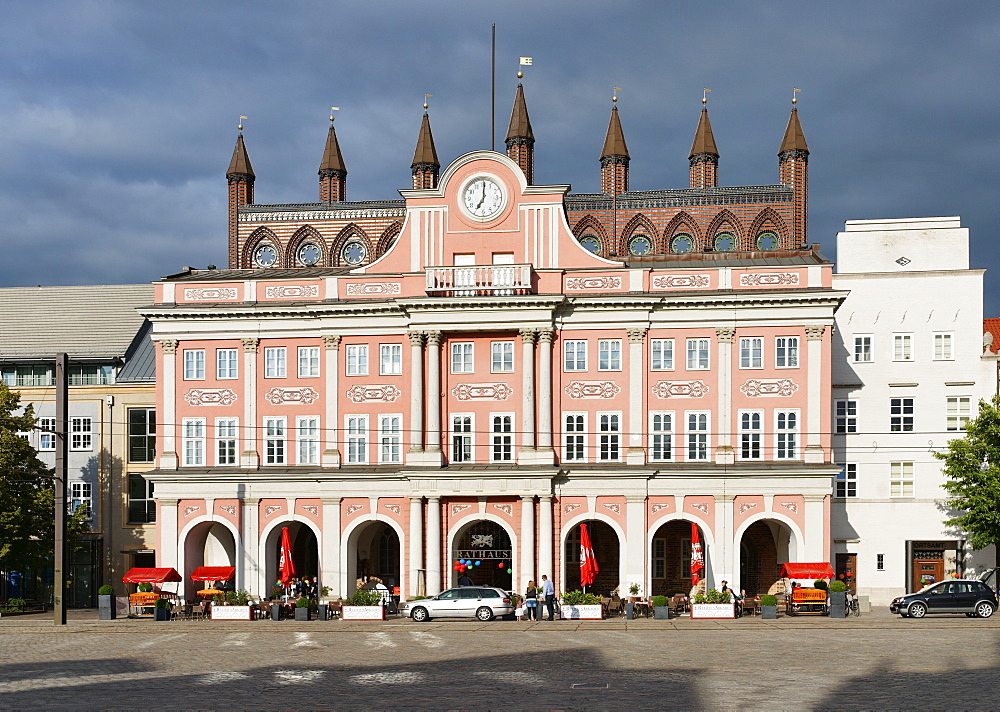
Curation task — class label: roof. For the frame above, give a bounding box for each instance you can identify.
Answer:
[116,319,155,382]
[689,108,719,158]
[0,284,154,360]
[601,106,630,159]
[780,562,835,579]
[227,133,255,177]
[122,567,182,583]
[984,318,1000,354]
[319,123,347,174]
[778,107,809,155]
[624,247,829,269]
[411,113,439,168]
[505,84,534,142]
[161,266,355,282]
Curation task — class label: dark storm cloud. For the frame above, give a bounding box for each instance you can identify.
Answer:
[1,0,998,309]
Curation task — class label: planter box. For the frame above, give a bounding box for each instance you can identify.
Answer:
[294,607,311,621]
[98,594,116,620]
[560,604,602,620]
[653,606,671,620]
[271,603,283,621]
[342,605,386,621]
[829,591,846,618]
[153,607,171,621]
[690,603,736,619]
[212,605,255,621]
[761,605,778,619]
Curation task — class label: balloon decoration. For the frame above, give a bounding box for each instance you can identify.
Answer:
[507,568,512,574]
[498,563,504,569]
[475,560,481,566]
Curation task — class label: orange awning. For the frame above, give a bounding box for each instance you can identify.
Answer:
[780,562,835,579]
[122,567,182,583]
[190,566,236,582]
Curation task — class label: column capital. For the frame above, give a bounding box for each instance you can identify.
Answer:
[242,337,259,353]
[409,495,424,503]
[627,328,647,344]
[520,494,535,502]
[805,325,826,341]
[322,334,342,350]
[407,331,426,346]
[716,327,736,344]
[158,498,179,507]
[427,495,441,503]
[712,494,735,503]
[539,494,553,502]
[519,328,538,343]
[321,497,343,506]
[159,339,178,354]
[537,328,555,344]
[425,330,443,346]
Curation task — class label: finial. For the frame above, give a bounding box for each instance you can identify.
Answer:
[423,93,432,110]
[238,115,247,132]
[792,87,800,106]
[518,56,532,80]
[613,86,621,104]
[329,106,339,123]
[702,88,711,105]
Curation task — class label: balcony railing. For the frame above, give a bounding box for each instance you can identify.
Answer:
[425,264,533,296]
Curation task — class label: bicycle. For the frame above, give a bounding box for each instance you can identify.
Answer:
[845,592,861,617]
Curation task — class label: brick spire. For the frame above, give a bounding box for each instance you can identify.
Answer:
[778,105,810,247]
[411,112,440,189]
[600,105,630,195]
[319,120,347,202]
[688,107,719,189]
[505,83,535,184]
[227,132,255,268]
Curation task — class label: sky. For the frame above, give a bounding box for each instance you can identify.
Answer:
[2,1,999,311]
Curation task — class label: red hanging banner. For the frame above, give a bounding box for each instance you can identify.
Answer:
[579,523,599,588]
[690,523,704,586]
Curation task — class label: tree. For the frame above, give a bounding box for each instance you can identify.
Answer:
[0,382,89,571]
[936,395,1000,552]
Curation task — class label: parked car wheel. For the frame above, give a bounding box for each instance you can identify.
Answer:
[908,602,927,618]
[975,602,995,618]
[476,606,494,622]
[411,607,429,622]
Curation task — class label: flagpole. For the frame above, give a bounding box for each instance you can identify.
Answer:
[490,23,495,151]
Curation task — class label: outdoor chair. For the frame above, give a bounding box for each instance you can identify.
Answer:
[670,595,688,615]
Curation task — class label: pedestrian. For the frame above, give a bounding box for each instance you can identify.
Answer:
[458,571,473,587]
[308,577,318,599]
[525,580,538,621]
[541,574,556,621]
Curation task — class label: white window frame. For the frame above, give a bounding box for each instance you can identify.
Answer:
[345,415,368,464]
[70,417,93,451]
[739,337,764,369]
[346,345,368,376]
[69,481,93,520]
[491,341,514,373]
[686,411,710,461]
[686,339,710,370]
[296,416,319,465]
[564,340,587,371]
[835,463,857,498]
[835,399,857,434]
[933,332,954,361]
[649,411,673,462]
[264,417,287,465]
[451,342,474,374]
[379,344,402,376]
[598,339,622,371]
[215,417,238,466]
[264,347,287,378]
[890,461,914,497]
[216,348,238,379]
[298,347,320,378]
[650,339,674,371]
[598,412,621,462]
[946,396,972,431]
[182,417,205,466]
[775,409,799,460]
[38,417,55,451]
[853,335,873,363]
[379,414,402,464]
[775,336,799,368]
[183,349,205,380]
[491,413,514,462]
[451,413,473,462]
[739,410,763,460]
[563,412,587,462]
[893,333,913,362]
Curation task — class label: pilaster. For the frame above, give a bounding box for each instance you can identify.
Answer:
[517,329,539,464]
[520,496,536,591]
[426,496,442,595]
[626,328,646,464]
[158,340,178,469]
[538,495,553,582]
[536,329,554,457]
[713,495,735,590]
[322,335,341,467]
[805,325,826,463]
[240,337,259,467]
[406,331,425,459]
[409,497,424,597]
[715,327,736,465]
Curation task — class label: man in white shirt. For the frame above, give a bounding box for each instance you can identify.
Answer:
[541,575,556,621]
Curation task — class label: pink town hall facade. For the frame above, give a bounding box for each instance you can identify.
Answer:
[145,147,843,601]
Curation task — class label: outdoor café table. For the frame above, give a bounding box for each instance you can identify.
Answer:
[633,601,652,618]
[198,589,225,600]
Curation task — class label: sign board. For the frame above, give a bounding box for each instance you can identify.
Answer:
[211,605,254,621]
[690,603,736,619]
[561,604,603,620]
[342,605,386,621]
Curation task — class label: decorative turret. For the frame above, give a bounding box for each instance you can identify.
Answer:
[505,83,535,184]
[600,101,630,195]
[319,111,347,202]
[689,94,719,189]
[227,123,255,268]
[778,91,810,246]
[411,109,439,190]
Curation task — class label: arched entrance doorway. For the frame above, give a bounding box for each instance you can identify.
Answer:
[346,521,401,591]
[649,520,705,598]
[563,520,620,595]
[182,521,237,599]
[450,520,513,590]
[263,521,319,593]
[739,519,795,596]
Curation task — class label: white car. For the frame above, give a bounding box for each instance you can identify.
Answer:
[400,587,514,622]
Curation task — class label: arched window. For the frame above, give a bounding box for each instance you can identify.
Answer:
[253,244,277,268]
[297,242,322,266]
[342,240,367,265]
[756,231,778,250]
[714,232,735,252]
[671,233,694,254]
[628,234,651,256]
[580,234,602,254]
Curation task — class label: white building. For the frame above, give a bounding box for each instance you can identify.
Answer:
[831,216,996,605]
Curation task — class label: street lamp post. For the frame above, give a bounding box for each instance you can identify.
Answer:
[53,353,68,626]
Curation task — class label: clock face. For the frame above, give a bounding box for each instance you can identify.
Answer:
[462,176,505,219]
[254,245,277,267]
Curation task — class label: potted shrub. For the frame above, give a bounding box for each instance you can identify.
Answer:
[760,594,778,619]
[212,589,254,621]
[560,590,603,620]
[153,598,172,621]
[652,595,671,620]
[138,582,153,593]
[294,596,311,621]
[98,585,116,620]
[828,580,847,618]
[342,589,385,620]
[813,579,829,592]
[690,589,736,619]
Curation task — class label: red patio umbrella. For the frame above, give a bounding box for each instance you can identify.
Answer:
[579,523,599,590]
[690,523,704,586]
[279,526,296,586]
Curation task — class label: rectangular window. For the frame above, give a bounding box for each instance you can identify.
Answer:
[346,415,368,464]
[947,397,972,431]
[876,554,885,571]
[491,414,514,462]
[38,417,55,451]
[491,342,514,373]
[775,337,799,368]
[564,413,586,462]
[182,418,205,465]
[835,400,857,434]
[379,344,402,375]
[451,415,473,462]
[296,416,319,465]
[69,481,92,520]
[650,412,673,461]
[598,413,620,461]
[346,345,368,376]
[264,347,286,378]
[739,411,762,460]
[854,336,873,363]
[379,415,402,464]
[686,339,710,370]
[890,398,914,432]
[598,339,622,371]
[893,333,913,361]
[451,343,474,374]
[68,365,115,386]
[216,348,238,379]
[686,412,709,461]
[127,473,156,524]
[650,339,674,370]
[2,365,52,387]
[775,410,799,459]
[128,408,156,462]
[564,340,587,371]
[890,461,914,497]
[216,417,238,466]
[739,338,763,369]
[934,333,954,360]
[652,538,666,579]
[183,349,205,380]
[264,417,286,465]
[70,417,93,451]
[298,347,320,378]
[834,463,857,498]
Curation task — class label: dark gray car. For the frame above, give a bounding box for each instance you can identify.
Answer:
[889,580,997,618]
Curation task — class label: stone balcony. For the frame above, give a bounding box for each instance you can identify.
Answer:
[425,264,533,296]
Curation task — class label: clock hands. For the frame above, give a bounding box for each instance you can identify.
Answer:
[476,181,486,210]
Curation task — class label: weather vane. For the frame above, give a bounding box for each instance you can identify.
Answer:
[518,56,532,79]
[792,87,801,105]
[423,94,432,110]
[613,86,622,104]
[703,88,711,105]
[329,106,339,122]
[238,115,247,132]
